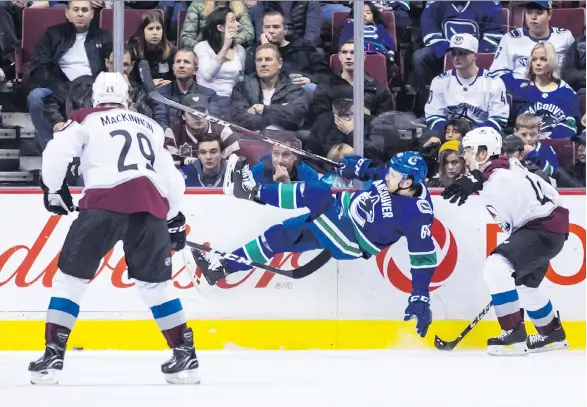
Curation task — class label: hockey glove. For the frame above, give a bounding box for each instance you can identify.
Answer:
[336,155,376,181]
[167,212,187,251]
[441,170,484,206]
[404,292,432,338]
[41,179,75,216]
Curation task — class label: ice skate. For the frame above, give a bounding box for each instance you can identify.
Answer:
[223,154,260,201]
[487,323,529,356]
[191,248,232,286]
[161,327,200,384]
[527,312,570,353]
[29,329,69,385]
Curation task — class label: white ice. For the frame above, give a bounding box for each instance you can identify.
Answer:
[0,350,584,407]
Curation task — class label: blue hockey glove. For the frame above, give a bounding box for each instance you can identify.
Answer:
[404,292,432,338]
[441,169,484,206]
[336,155,375,181]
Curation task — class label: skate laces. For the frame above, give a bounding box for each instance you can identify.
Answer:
[240,163,256,191]
[528,334,545,345]
[498,330,513,339]
[198,251,226,274]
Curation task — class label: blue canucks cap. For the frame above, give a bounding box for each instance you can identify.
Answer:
[523,1,552,9]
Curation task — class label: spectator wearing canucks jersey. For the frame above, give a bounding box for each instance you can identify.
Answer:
[515,113,559,178]
[338,3,396,64]
[510,42,579,140]
[425,34,509,133]
[372,1,411,38]
[490,2,575,81]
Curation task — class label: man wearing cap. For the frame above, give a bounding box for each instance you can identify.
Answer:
[490,1,575,79]
[164,93,237,167]
[425,33,509,134]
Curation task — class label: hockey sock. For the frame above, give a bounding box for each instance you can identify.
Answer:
[136,280,188,348]
[227,234,275,272]
[45,271,88,344]
[259,183,305,209]
[483,254,523,330]
[518,285,557,335]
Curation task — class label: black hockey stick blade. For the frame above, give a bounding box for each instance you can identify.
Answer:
[434,302,493,351]
[137,60,341,168]
[185,241,331,280]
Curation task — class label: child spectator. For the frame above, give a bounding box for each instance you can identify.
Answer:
[128,11,176,86]
[195,6,246,120]
[570,130,586,186]
[515,113,559,178]
[445,118,471,142]
[338,2,396,70]
[180,134,227,187]
[321,143,355,188]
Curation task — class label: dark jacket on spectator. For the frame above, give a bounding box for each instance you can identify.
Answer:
[129,46,177,84]
[310,73,394,123]
[244,38,332,84]
[181,159,227,187]
[230,73,309,131]
[30,22,112,103]
[306,114,383,162]
[562,35,586,92]
[253,1,322,46]
[251,153,319,184]
[154,79,217,130]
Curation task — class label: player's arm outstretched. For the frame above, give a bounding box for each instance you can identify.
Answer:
[40,120,86,215]
[335,155,388,182]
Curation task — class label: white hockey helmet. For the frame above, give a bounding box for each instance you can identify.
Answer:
[92,72,129,108]
[461,127,503,158]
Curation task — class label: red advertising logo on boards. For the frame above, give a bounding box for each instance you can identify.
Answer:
[376,219,458,293]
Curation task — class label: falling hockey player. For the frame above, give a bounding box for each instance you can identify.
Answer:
[190,151,438,338]
[441,127,570,355]
[30,72,200,385]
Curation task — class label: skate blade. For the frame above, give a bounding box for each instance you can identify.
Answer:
[487,342,529,356]
[529,340,570,354]
[30,369,61,385]
[223,154,239,196]
[164,368,201,385]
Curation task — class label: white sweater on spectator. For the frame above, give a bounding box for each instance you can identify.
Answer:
[194,41,246,97]
[59,32,92,81]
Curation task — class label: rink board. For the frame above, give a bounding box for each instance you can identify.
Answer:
[0,189,584,350]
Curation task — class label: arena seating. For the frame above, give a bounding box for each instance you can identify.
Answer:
[99,8,164,42]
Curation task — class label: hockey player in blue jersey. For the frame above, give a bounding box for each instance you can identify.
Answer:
[190,151,438,338]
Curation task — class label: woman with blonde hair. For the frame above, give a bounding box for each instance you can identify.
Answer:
[180,1,254,50]
[510,41,580,139]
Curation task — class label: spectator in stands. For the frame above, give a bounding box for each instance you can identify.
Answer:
[306,88,383,163]
[408,0,503,114]
[338,2,396,69]
[444,118,471,142]
[154,48,217,130]
[320,1,350,26]
[311,39,394,123]
[195,6,246,121]
[230,43,309,131]
[510,42,580,140]
[425,34,509,135]
[502,133,552,184]
[251,135,319,183]
[0,1,22,85]
[427,140,464,188]
[44,74,93,132]
[515,113,559,178]
[180,134,227,187]
[28,0,112,150]
[570,130,586,186]
[372,1,411,39]
[320,143,355,188]
[128,10,176,86]
[420,118,473,164]
[243,10,332,98]
[490,1,575,80]
[165,94,237,167]
[562,33,586,94]
[249,1,322,47]
[180,1,254,50]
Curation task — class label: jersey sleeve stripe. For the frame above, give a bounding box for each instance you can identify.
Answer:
[314,215,362,257]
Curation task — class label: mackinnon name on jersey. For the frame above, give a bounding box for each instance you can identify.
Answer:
[100,112,154,133]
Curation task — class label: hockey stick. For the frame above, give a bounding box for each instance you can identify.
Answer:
[185,241,332,280]
[138,60,341,168]
[434,302,493,351]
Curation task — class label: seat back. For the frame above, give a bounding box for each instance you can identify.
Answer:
[177,8,187,46]
[542,139,575,170]
[330,53,388,87]
[331,11,397,52]
[99,8,164,42]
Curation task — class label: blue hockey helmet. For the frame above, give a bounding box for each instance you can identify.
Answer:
[388,151,428,185]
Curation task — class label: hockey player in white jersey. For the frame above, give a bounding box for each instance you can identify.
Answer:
[490,1,575,80]
[425,33,509,132]
[30,72,199,384]
[441,127,570,356]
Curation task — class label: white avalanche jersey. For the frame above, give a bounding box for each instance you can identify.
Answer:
[425,68,509,131]
[479,158,566,237]
[42,107,186,219]
[490,28,575,79]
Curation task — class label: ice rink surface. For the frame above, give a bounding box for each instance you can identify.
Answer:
[0,350,584,407]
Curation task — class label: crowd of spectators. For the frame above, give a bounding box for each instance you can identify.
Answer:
[0,0,585,188]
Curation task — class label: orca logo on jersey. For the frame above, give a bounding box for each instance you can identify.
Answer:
[376,219,458,293]
[353,193,381,226]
